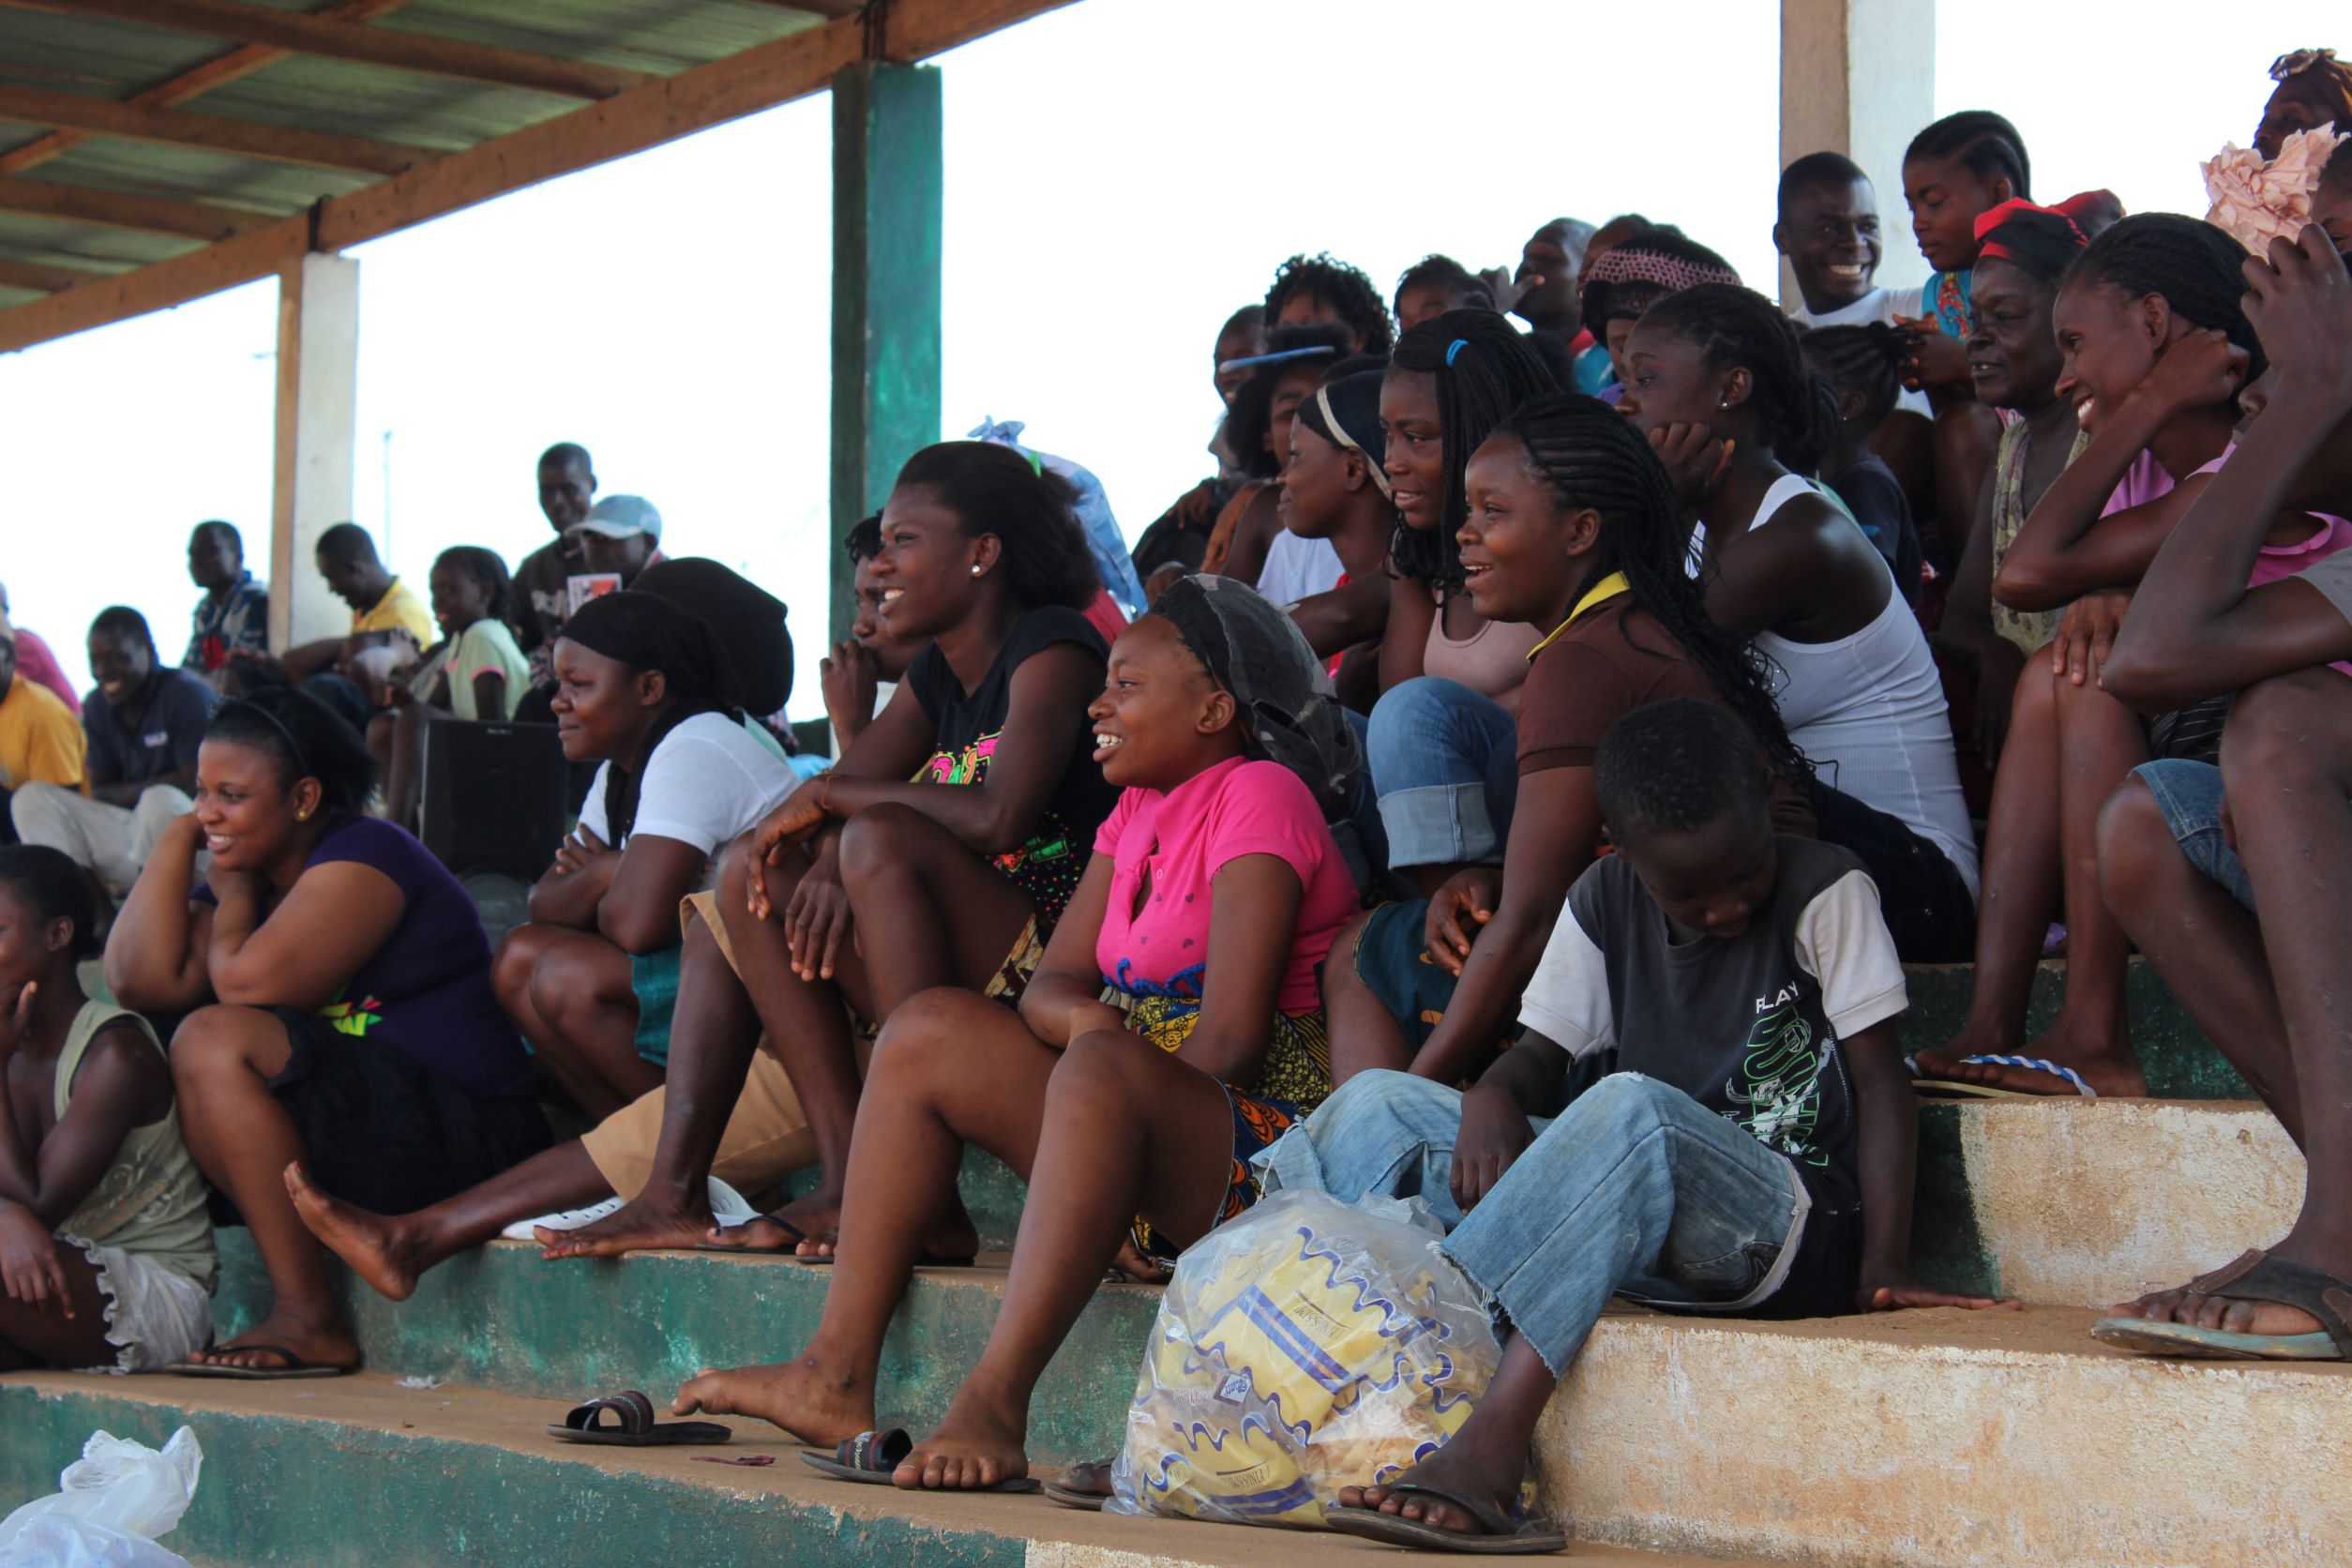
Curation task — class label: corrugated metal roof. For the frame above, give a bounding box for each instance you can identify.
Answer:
[0,0,1060,346]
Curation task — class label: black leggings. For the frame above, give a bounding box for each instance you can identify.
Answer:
[1806,779,1977,963]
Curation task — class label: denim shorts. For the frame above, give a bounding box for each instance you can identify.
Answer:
[2133,760,2254,910]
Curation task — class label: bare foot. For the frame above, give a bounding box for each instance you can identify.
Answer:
[895,1397,1030,1491]
[285,1163,426,1303]
[536,1189,715,1259]
[1912,1015,2146,1098]
[188,1312,362,1375]
[700,1190,841,1254]
[672,1355,873,1446]
[793,1210,978,1264]
[1334,1437,1520,1537]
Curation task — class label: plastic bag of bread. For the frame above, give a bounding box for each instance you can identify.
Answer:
[1104,1188,1500,1530]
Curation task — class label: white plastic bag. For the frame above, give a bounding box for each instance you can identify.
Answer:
[1107,1189,1501,1529]
[0,1427,203,1568]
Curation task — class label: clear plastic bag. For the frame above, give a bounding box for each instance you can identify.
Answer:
[1107,1188,1500,1529]
[0,1427,203,1568]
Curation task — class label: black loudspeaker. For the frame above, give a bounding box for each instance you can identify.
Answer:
[417,721,568,881]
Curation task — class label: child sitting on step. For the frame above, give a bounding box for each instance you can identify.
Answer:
[1268,701,2012,1550]
[0,846,214,1373]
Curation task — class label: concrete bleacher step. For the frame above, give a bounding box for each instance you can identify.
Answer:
[1897,956,2245,1098]
[0,1372,1750,1568]
[7,1307,2346,1568]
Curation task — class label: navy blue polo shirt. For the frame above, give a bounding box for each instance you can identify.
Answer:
[83,667,216,787]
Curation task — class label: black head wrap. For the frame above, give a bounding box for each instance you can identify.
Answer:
[1150,575,1363,826]
[558,590,742,845]
[634,557,792,715]
[1293,369,1392,500]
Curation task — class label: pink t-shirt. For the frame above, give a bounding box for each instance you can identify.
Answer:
[10,628,81,716]
[1093,755,1357,1012]
[2192,446,2352,674]
[1082,590,1128,650]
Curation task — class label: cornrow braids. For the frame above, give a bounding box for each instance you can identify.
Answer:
[1906,110,2032,200]
[1800,323,1908,430]
[1489,392,1812,791]
[2063,213,2271,382]
[1641,283,1843,477]
[1386,308,1560,588]
[1263,252,1395,355]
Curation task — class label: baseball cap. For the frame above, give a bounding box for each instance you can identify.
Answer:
[568,494,662,541]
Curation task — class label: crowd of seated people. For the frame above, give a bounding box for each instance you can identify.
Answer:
[4,45,2352,1553]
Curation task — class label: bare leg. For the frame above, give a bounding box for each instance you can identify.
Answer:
[171,1005,360,1372]
[0,1240,122,1368]
[671,989,1059,1444]
[288,1140,612,1300]
[1335,1334,1560,1535]
[895,1030,1237,1491]
[493,924,656,1122]
[1322,908,1413,1082]
[1916,660,2060,1075]
[837,803,1042,1007]
[2123,672,2352,1335]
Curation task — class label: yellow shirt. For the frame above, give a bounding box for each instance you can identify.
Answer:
[0,676,86,791]
[354,577,437,650]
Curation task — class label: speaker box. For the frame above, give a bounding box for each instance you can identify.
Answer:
[417,721,568,881]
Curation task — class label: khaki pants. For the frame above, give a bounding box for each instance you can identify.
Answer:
[579,889,867,1198]
[11,782,193,897]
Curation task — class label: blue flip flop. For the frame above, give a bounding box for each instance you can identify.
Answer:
[1906,1053,2096,1098]
[2092,1253,2350,1362]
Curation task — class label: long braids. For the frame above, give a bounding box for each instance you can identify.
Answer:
[1641,283,1843,476]
[1491,392,1813,789]
[2062,213,2271,381]
[1387,308,1559,589]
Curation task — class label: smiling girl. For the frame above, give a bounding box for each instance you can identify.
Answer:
[670,577,1363,1492]
[371,545,532,829]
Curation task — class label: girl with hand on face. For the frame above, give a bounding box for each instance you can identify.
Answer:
[671,578,1364,1494]
[1917,214,2352,1100]
[107,689,550,1378]
[372,546,532,829]
[1620,282,1979,961]
[0,846,213,1375]
[1326,394,1817,1085]
[1367,309,1559,894]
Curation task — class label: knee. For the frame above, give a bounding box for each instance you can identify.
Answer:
[2095,776,2175,900]
[1316,1068,1451,1138]
[2221,672,2336,786]
[8,780,67,837]
[1563,1072,1677,1145]
[1048,1027,1155,1107]
[1366,677,1457,749]
[836,803,925,882]
[526,938,611,1022]
[492,925,554,1009]
[869,986,987,1075]
[169,1004,275,1087]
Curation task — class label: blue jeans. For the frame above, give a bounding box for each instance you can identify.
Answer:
[1366,677,1518,869]
[2133,760,2254,909]
[1258,1070,1807,1375]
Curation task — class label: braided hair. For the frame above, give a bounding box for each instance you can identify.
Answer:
[1905,110,2031,200]
[1639,283,1843,477]
[1800,323,1909,430]
[432,545,512,626]
[2063,213,2271,382]
[1486,393,1812,790]
[1263,253,1395,355]
[1386,309,1559,588]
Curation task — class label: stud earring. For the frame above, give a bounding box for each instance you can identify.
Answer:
[971,565,983,577]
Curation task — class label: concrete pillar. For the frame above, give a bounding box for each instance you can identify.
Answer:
[268,251,359,649]
[1778,0,1937,302]
[829,60,942,646]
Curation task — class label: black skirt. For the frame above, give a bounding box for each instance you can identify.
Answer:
[262,1005,552,1216]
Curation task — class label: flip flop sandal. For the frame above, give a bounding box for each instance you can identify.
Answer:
[800,1428,1040,1492]
[695,1214,809,1256]
[166,1344,349,1380]
[1042,1457,1114,1511]
[1325,1482,1567,1555]
[1905,1053,2098,1099]
[2092,1253,2352,1362]
[549,1389,734,1446]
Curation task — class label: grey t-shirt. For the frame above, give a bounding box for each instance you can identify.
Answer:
[2295,545,2352,627]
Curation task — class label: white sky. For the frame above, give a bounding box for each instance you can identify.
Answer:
[0,0,2330,716]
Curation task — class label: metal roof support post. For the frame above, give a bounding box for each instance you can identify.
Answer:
[268,250,359,650]
[828,58,942,649]
[1777,0,1936,305]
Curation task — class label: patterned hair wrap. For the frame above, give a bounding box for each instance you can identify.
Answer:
[1581,243,1742,296]
[1148,575,1363,825]
[1973,196,2102,281]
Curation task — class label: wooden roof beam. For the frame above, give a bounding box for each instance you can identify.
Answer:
[0,0,654,101]
[0,84,428,175]
[0,256,110,293]
[0,0,419,180]
[0,174,272,239]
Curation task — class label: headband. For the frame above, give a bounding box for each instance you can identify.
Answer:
[1310,382,1394,500]
[220,697,309,777]
[1217,344,1337,377]
[1581,245,1742,294]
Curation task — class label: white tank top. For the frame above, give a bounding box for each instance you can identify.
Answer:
[1745,475,1981,900]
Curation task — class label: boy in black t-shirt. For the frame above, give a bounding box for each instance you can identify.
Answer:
[1280,700,2013,1551]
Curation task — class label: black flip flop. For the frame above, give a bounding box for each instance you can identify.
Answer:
[1325,1483,1567,1555]
[549,1389,733,1446]
[693,1214,807,1256]
[1042,1457,1114,1511]
[2092,1252,2352,1362]
[166,1343,349,1380]
[800,1427,1040,1492]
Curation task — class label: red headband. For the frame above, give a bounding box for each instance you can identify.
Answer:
[1973,191,2118,263]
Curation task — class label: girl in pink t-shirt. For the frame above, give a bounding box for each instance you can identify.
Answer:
[672,576,1365,1495]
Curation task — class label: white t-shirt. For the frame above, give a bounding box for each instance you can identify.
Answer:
[578,711,795,873]
[1788,287,1930,416]
[1254,530,1346,607]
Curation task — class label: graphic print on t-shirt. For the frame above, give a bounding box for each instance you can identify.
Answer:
[1727,988,1831,1170]
[926,730,1084,915]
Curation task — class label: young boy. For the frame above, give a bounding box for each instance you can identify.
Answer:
[1264,699,2007,1550]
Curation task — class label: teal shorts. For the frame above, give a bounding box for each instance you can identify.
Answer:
[630,942,683,1065]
